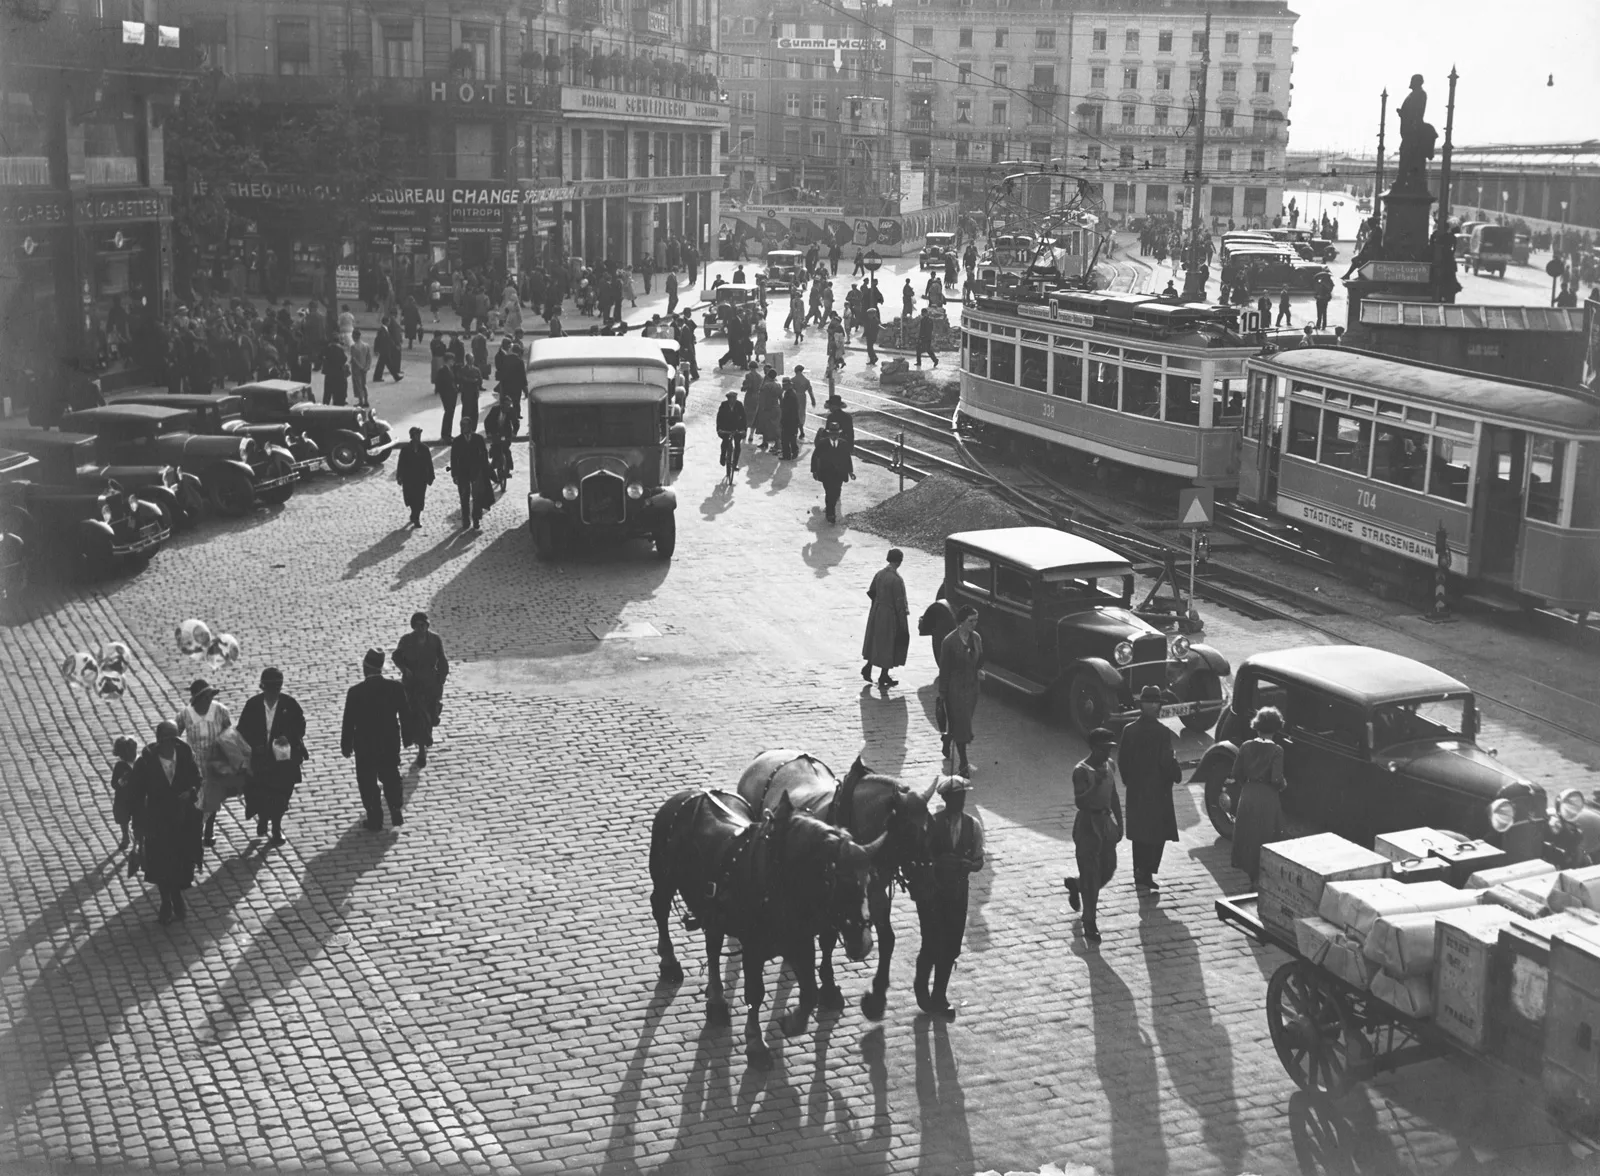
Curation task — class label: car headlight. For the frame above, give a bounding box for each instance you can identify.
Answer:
[1170,635,1191,659]
[1558,788,1587,823]
[163,466,179,486]
[561,484,579,501]
[101,501,114,523]
[1488,797,1517,833]
[625,482,644,500]
[1113,640,1134,667]
[126,494,140,513]
[238,438,255,461]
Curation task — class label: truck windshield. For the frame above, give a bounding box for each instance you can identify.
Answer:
[539,402,661,447]
[1371,695,1472,748]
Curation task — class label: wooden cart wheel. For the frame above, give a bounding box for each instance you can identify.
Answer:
[1266,961,1356,1097]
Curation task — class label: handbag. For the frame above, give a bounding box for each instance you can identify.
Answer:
[935,695,948,734]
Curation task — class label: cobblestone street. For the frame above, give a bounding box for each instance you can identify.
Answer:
[3,261,1600,1176]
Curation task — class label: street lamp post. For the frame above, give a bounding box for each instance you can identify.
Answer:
[1501,190,1509,219]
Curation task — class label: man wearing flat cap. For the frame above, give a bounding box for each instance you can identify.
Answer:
[1064,727,1123,945]
[1118,684,1182,893]
[340,648,414,831]
[395,426,435,528]
[909,775,985,1017]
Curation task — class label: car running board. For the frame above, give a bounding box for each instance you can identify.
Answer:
[978,665,1048,697]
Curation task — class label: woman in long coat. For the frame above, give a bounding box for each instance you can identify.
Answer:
[127,722,204,923]
[937,606,984,776]
[236,667,308,846]
[1230,706,1287,884]
[861,548,909,689]
[755,369,782,451]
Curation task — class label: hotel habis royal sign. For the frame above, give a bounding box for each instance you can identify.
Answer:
[560,86,726,125]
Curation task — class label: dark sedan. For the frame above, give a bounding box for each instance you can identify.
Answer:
[230,380,394,475]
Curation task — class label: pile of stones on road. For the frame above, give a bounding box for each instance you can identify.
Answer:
[852,471,1025,554]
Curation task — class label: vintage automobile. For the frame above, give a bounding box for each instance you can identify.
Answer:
[1268,228,1339,262]
[229,379,395,475]
[0,443,167,580]
[920,232,958,270]
[524,337,681,559]
[1194,645,1600,862]
[108,391,323,478]
[698,284,761,339]
[1463,223,1515,277]
[59,404,297,515]
[762,249,807,293]
[925,527,1231,735]
[1224,247,1331,293]
[0,424,203,533]
[1512,228,1532,266]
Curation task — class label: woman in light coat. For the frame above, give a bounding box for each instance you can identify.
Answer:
[174,678,231,849]
[1230,706,1287,884]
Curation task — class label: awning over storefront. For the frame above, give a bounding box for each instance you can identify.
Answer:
[633,195,684,205]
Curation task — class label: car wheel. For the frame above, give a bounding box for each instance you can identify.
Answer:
[1059,669,1113,736]
[1198,748,1241,839]
[257,457,296,506]
[653,513,677,559]
[530,517,554,560]
[207,468,256,517]
[327,438,364,475]
[1182,670,1224,732]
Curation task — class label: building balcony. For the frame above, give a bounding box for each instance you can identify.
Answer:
[0,156,51,187]
[902,116,933,133]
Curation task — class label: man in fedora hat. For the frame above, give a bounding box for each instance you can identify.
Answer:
[1119,684,1183,893]
[910,775,985,1017]
[809,418,854,524]
[1065,728,1123,945]
[340,648,414,831]
[396,426,435,528]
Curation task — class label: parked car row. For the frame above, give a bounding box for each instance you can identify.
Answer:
[0,380,393,592]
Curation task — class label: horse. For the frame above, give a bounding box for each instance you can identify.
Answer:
[736,749,935,1019]
[649,787,885,1068]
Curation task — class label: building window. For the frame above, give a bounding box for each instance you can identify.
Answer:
[1258,32,1273,56]
[740,56,755,77]
[1158,30,1172,52]
[991,101,1008,124]
[738,128,755,154]
[780,22,796,36]
[1191,30,1205,53]
[1079,103,1102,133]
[912,60,933,79]
[810,130,826,155]
[1030,140,1050,160]
[1121,103,1136,124]
[587,129,604,178]
[784,128,800,153]
[456,122,494,179]
[1256,71,1272,93]
[956,98,972,123]
[1217,148,1232,170]
[799,59,816,80]
[1157,67,1171,90]
[958,61,972,84]
[959,27,973,46]
[607,130,626,178]
[1250,148,1265,170]
[1090,66,1105,89]
[1189,68,1203,90]
[1223,31,1239,54]
[381,22,414,77]
[812,93,827,117]
[1152,146,1166,166]
[460,23,492,79]
[990,135,1008,160]
[1211,185,1234,216]
[1219,108,1234,128]
[1030,101,1051,124]
[1153,105,1168,127]
[1123,67,1138,89]
[955,138,970,160]
[1086,144,1101,164]
[1033,64,1055,86]
[1221,70,1236,91]
[275,19,311,75]
[1184,146,1194,168]
[1119,145,1134,166]
[993,64,1008,86]
[1035,29,1054,48]
[994,27,1008,47]
[912,26,933,46]
[1092,28,1106,50]
[738,91,755,114]
[784,57,799,79]
[785,92,800,115]
[1124,29,1139,50]
[191,16,227,70]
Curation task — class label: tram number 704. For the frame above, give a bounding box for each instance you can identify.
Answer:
[1355,488,1378,511]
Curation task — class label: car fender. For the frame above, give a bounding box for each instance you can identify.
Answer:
[138,483,178,517]
[668,422,686,449]
[203,458,257,482]
[77,517,114,545]
[527,495,565,518]
[262,442,296,465]
[641,487,677,514]
[327,427,367,451]
[1182,644,1231,680]
[1058,656,1122,694]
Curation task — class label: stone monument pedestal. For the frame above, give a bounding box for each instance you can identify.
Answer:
[1381,186,1435,263]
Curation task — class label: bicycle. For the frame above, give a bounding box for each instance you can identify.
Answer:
[718,430,742,485]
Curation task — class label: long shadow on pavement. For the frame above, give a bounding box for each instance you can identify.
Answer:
[913,1014,973,1176]
[1084,943,1169,1175]
[801,511,852,578]
[858,685,909,777]
[0,852,123,978]
[344,523,421,581]
[598,989,677,1175]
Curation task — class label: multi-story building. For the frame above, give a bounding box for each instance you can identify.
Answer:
[718,0,892,208]
[160,0,726,297]
[0,3,198,378]
[891,0,1296,227]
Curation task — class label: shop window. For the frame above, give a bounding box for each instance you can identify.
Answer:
[1320,411,1372,475]
[1210,186,1234,216]
[84,108,141,186]
[1088,360,1118,409]
[1019,347,1048,392]
[607,131,626,178]
[1052,352,1082,399]
[966,334,988,377]
[1243,186,1267,218]
[276,19,311,75]
[1146,180,1168,209]
[1526,436,1566,523]
[1372,424,1428,493]
[586,129,604,178]
[990,341,1016,385]
[635,130,651,174]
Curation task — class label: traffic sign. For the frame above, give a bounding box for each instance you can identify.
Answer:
[1178,487,1214,529]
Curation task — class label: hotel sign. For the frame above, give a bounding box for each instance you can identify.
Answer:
[428,81,556,108]
[561,86,727,125]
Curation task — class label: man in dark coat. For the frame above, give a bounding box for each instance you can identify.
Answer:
[433,353,459,442]
[448,425,492,530]
[456,354,484,436]
[779,379,802,460]
[665,270,679,316]
[1118,684,1183,892]
[861,548,909,689]
[909,776,985,1017]
[341,648,414,831]
[810,418,854,523]
[127,720,204,923]
[236,666,308,846]
[396,427,435,527]
[824,395,855,451]
[861,303,881,365]
[320,338,349,405]
[915,308,940,368]
[392,611,449,768]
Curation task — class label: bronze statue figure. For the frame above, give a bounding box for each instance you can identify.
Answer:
[1394,74,1437,191]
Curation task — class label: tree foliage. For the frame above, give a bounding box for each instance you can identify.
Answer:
[163,68,262,295]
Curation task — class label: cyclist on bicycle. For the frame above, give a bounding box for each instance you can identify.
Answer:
[716,389,748,474]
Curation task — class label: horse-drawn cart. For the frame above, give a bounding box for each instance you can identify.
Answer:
[1217,891,1600,1153]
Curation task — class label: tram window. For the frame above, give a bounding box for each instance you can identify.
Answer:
[1350,395,1376,412]
[1435,413,1474,435]
[1287,404,1320,458]
[1378,400,1404,419]
[1526,435,1565,524]
[960,552,993,593]
[1291,381,1325,401]
[1020,347,1049,392]
[1572,443,1600,529]
[1166,375,1200,425]
[968,335,988,377]
[1124,368,1160,418]
[1088,360,1119,409]
[1052,353,1083,400]
[1217,379,1243,421]
[1428,435,1473,503]
[1324,389,1349,406]
[1372,424,1427,492]
[1320,411,1372,474]
[991,341,1017,385]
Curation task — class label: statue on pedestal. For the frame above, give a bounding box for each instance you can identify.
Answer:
[1393,74,1437,192]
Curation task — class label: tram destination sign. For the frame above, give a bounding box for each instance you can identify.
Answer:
[1020,302,1096,328]
[1276,493,1468,568]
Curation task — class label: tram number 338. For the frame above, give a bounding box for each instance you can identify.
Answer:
[1355,488,1378,510]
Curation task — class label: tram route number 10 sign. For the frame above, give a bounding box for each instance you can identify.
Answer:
[1178,487,1214,529]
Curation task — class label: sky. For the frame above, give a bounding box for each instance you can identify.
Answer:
[1285,0,1599,153]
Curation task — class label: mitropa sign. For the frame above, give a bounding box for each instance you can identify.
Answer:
[428,81,556,109]
[560,86,727,125]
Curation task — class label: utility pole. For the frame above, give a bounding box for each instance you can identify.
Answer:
[1437,66,1458,233]
[1182,10,1210,299]
[1373,88,1387,206]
